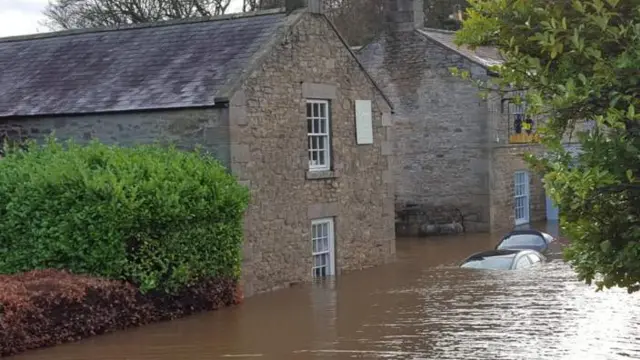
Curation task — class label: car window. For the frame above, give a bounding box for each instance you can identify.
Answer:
[461,255,515,270]
[497,234,547,249]
[515,256,532,269]
[528,253,542,264]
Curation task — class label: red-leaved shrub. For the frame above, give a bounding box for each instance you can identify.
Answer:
[0,270,239,357]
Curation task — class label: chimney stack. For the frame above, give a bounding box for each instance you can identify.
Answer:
[385,0,425,32]
[286,0,323,14]
[308,0,323,13]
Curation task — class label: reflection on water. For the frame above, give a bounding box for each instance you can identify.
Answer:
[10,223,640,360]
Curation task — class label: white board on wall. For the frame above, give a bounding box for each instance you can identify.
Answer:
[355,100,373,145]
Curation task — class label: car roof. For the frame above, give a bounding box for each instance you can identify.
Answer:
[503,229,547,238]
[463,249,522,261]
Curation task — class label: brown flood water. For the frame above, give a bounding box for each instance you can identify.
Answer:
[11,222,640,360]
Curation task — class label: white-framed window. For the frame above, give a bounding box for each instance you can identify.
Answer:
[311,218,336,278]
[306,100,331,171]
[514,171,530,225]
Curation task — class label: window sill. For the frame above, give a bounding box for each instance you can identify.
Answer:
[306,170,337,180]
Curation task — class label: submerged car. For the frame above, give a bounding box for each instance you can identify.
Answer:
[459,249,546,270]
[495,229,555,255]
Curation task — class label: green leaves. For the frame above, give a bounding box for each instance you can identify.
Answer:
[457,0,640,293]
[0,137,250,294]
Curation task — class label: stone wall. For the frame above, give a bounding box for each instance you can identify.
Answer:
[231,12,395,296]
[0,108,231,166]
[357,31,491,235]
[489,144,547,233]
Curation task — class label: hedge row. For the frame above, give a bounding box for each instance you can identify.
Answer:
[0,138,250,293]
[0,269,242,357]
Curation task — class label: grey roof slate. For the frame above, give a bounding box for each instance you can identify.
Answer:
[417,28,503,68]
[0,10,288,117]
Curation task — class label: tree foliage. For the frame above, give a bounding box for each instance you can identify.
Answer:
[455,0,640,292]
[42,0,231,30]
[0,138,249,293]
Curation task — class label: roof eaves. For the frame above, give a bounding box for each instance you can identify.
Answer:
[0,8,287,43]
[0,102,223,119]
[416,28,503,70]
[323,16,395,112]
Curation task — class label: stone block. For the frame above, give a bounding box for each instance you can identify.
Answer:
[381,141,392,156]
[381,112,392,127]
[382,170,393,184]
[230,143,250,163]
[302,82,337,99]
[307,202,339,219]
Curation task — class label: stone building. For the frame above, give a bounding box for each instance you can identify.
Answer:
[0,2,395,297]
[357,0,552,235]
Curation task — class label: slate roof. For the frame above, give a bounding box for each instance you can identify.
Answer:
[0,10,288,117]
[417,28,503,68]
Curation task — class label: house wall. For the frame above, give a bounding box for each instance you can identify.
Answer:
[357,31,492,236]
[0,108,231,166]
[230,12,395,297]
[489,144,547,233]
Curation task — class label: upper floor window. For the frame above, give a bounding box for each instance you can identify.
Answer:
[509,97,534,135]
[306,100,331,171]
[504,92,539,144]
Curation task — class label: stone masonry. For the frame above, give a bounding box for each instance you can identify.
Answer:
[0,6,396,298]
[357,27,492,235]
[358,0,550,235]
[230,12,396,296]
[490,145,547,233]
[0,108,231,165]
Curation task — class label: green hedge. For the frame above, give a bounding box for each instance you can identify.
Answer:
[0,138,249,293]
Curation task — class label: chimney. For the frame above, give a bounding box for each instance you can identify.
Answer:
[286,0,323,14]
[385,0,425,32]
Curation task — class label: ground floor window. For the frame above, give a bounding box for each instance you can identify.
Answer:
[514,170,530,225]
[311,218,335,278]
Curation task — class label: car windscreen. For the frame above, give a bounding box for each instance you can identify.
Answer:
[460,255,515,270]
[497,234,546,249]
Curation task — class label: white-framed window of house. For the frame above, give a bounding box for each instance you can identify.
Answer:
[514,171,531,225]
[306,100,331,171]
[311,218,336,278]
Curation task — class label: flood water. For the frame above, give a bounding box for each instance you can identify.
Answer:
[11,222,640,360]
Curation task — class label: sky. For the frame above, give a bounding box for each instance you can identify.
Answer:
[0,0,244,37]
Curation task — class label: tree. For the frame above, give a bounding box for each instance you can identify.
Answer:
[42,0,231,30]
[242,0,283,11]
[454,0,640,293]
[424,0,467,30]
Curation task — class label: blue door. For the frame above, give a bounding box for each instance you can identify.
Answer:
[546,194,559,221]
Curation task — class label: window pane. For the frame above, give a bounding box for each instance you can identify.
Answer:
[314,118,320,134]
[320,103,326,118]
[313,103,319,117]
[307,103,312,117]
[318,149,325,165]
[317,136,325,150]
[308,118,312,133]
[320,119,326,133]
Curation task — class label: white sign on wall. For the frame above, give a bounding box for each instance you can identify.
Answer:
[355,100,373,145]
